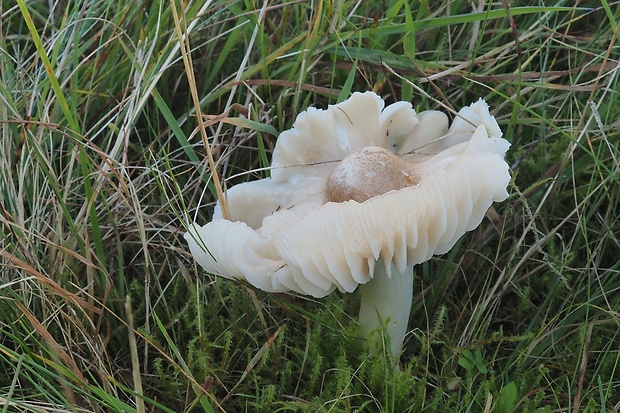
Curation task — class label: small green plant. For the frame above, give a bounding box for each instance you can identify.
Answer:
[458,348,488,375]
[495,381,519,413]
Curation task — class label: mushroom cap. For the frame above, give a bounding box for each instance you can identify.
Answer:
[185,92,511,298]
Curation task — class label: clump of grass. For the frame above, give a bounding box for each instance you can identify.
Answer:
[1,1,619,412]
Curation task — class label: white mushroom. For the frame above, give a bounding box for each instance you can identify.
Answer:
[185,92,511,359]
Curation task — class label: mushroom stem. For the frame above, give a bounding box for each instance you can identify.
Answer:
[357,261,414,361]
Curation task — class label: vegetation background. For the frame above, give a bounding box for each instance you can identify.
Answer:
[1,0,618,412]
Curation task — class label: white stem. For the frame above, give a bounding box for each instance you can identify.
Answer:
[357,262,414,360]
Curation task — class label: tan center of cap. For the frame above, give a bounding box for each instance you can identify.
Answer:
[326,146,420,203]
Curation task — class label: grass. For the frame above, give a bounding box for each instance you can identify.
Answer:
[1,0,619,411]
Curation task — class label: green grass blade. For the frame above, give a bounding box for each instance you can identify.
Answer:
[15,0,80,132]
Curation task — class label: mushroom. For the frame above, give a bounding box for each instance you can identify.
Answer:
[185,92,511,359]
